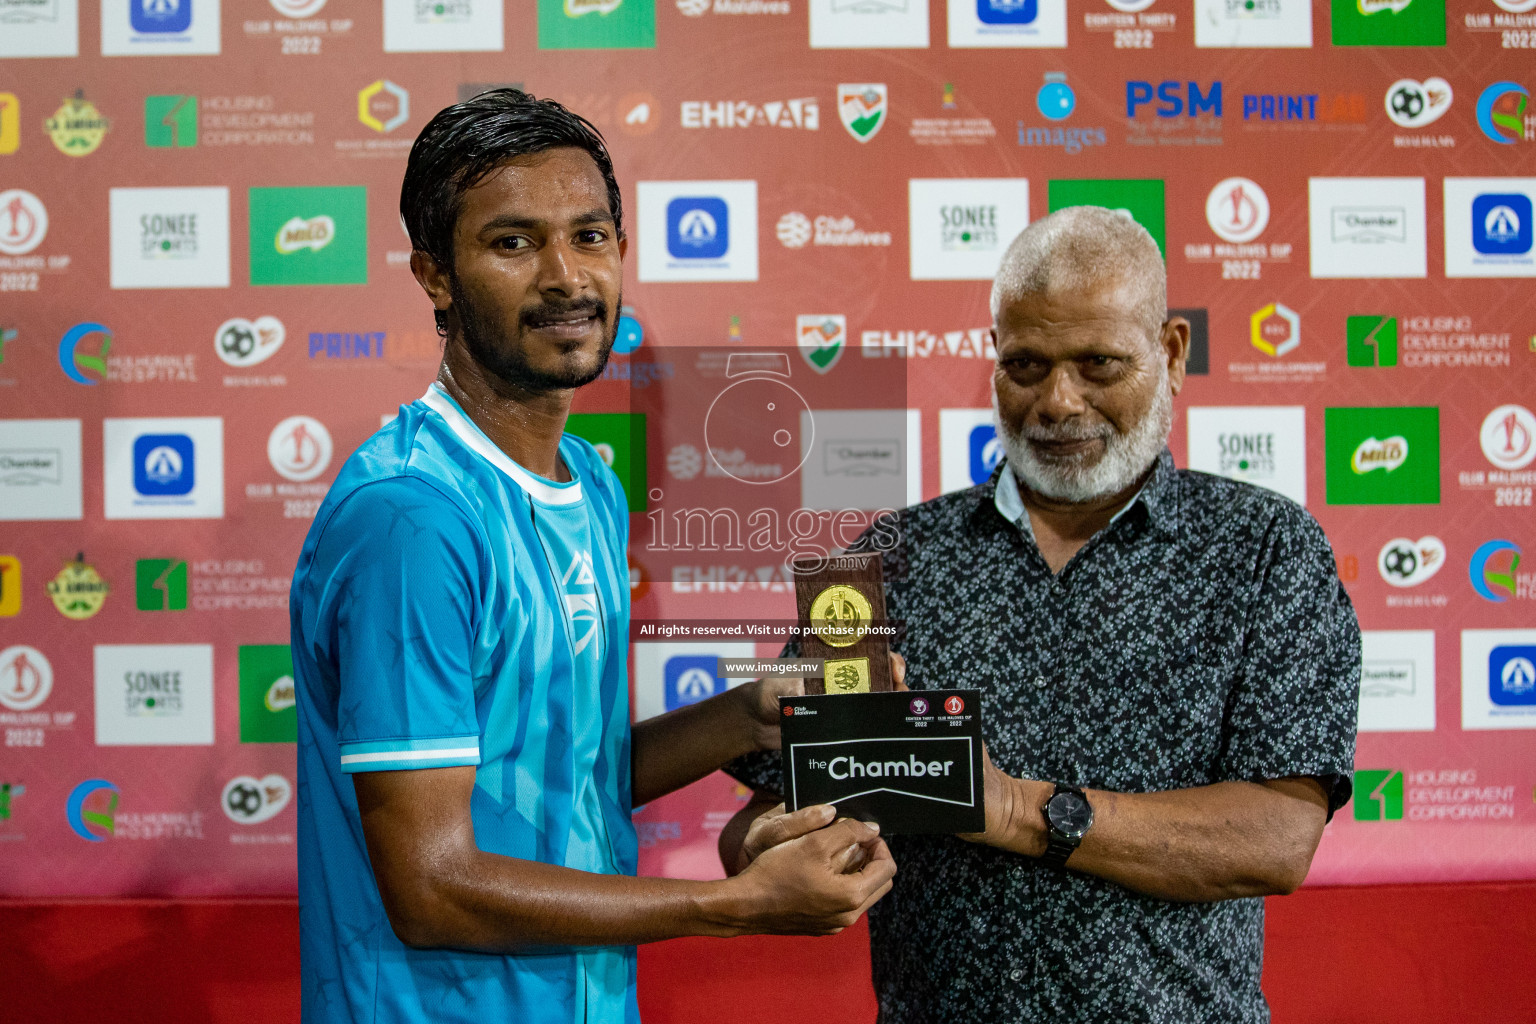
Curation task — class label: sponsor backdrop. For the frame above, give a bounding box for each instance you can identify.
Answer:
[1,0,1534,898]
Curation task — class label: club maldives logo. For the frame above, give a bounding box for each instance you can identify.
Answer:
[837,84,887,142]
[0,190,47,255]
[1470,539,1521,602]
[1206,178,1269,244]
[0,645,52,711]
[1476,82,1529,145]
[66,779,119,841]
[1480,404,1536,471]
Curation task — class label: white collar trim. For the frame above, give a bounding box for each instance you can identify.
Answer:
[420,383,583,506]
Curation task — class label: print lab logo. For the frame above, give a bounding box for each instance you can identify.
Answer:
[1469,540,1521,603]
[66,779,120,841]
[1480,405,1536,471]
[1385,78,1451,129]
[267,415,333,482]
[0,645,53,712]
[0,190,48,256]
[1206,178,1268,243]
[1378,536,1444,587]
[1475,82,1530,145]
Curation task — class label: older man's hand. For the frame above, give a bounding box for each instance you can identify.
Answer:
[744,652,907,751]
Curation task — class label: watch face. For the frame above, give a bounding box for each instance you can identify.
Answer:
[1047,791,1093,838]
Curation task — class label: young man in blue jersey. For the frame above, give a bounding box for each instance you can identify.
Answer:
[291,89,897,1024]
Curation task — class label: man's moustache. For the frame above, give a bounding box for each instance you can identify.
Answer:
[520,298,608,329]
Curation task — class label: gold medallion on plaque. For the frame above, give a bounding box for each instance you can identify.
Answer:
[809,584,872,649]
[46,553,109,620]
[823,657,871,694]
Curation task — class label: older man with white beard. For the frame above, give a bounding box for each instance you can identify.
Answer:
[720,206,1361,1024]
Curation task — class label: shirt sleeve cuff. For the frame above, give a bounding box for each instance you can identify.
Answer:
[338,736,481,773]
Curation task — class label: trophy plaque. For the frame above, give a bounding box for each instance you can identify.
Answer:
[794,553,893,695]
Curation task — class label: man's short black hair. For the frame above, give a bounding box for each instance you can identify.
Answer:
[400,87,623,275]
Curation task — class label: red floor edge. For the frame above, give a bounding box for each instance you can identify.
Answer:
[2,882,1532,1023]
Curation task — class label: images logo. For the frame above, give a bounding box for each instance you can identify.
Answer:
[45,553,110,619]
[1324,407,1439,505]
[135,559,188,610]
[267,415,333,482]
[239,645,296,742]
[1352,769,1404,822]
[1384,77,1451,129]
[222,774,292,825]
[1378,536,1444,587]
[837,83,887,142]
[1480,404,1536,471]
[0,189,48,256]
[215,316,285,368]
[1206,178,1268,244]
[144,95,197,148]
[133,434,195,497]
[1490,645,1536,706]
[0,556,19,617]
[1471,193,1531,256]
[667,196,729,260]
[249,186,368,286]
[1020,73,1106,154]
[664,654,724,710]
[0,645,52,711]
[1249,302,1299,357]
[358,79,409,133]
[1476,82,1529,145]
[131,0,193,34]
[0,92,18,154]
[1037,72,1074,120]
[797,314,846,374]
[1470,540,1520,602]
[1346,316,1398,367]
[66,779,119,841]
[58,322,111,384]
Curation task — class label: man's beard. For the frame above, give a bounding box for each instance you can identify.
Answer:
[992,365,1172,504]
[450,277,616,393]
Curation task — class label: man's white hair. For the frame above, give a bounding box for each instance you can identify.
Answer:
[989,206,1166,336]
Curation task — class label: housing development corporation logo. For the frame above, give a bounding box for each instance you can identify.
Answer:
[1352,769,1403,821]
[66,779,119,841]
[135,558,188,611]
[144,94,197,148]
[1346,316,1398,367]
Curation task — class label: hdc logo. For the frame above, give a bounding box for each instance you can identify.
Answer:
[666,197,729,260]
[664,655,724,710]
[1352,769,1403,822]
[132,434,195,497]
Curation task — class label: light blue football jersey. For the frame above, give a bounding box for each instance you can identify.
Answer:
[292,383,638,1024]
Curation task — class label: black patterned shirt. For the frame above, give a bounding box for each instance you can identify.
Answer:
[727,449,1360,1024]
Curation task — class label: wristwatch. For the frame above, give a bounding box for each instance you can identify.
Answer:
[1038,784,1093,870]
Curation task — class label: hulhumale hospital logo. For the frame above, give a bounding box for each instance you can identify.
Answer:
[58,322,111,385]
[1469,539,1520,602]
[1476,82,1529,145]
[66,779,119,841]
